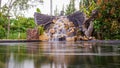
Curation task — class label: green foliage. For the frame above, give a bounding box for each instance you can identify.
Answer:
[9,17,36,39]
[0,0,44,19]
[37,25,44,35]
[0,12,7,26]
[36,8,41,13]
[79,0,97,17]
[65,0,76,15]
[0,26,5,38]
[8,32,26,39]
[80,0,120,40]
[0,0,43,39]
[93,0,120,39]
[15,16,35,32]
[0,14,36,39]
[0,12,7,38]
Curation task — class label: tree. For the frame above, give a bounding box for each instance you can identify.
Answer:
[0,0,43,39]
[54,6,59,16]
[50,0,53,15]
[1,0,43,16]
[0,0,1,11]
[79,0,97,17]
[65,0,76,15]
[93,0,120,39]
[0,12,7,39]
[60,5,65,15]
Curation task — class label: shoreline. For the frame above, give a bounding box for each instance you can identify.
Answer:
[0,39,41,43]
[0,39,120,43]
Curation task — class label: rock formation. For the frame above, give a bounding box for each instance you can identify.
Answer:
[34,10,98,41]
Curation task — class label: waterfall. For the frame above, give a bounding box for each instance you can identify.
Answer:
[48,16,67,41]
[47,16,76,41]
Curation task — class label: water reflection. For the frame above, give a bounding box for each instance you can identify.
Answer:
[0,42,120,68]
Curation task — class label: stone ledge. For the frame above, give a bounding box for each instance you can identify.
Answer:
[0,40,41,43]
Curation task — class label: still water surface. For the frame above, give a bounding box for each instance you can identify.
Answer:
[0,41,120,68]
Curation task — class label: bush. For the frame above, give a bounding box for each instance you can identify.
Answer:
[93,0,120,39]
[0,26,5,39]
[9,32,26,39]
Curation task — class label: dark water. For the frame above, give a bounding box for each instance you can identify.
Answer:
[0,41,120,68]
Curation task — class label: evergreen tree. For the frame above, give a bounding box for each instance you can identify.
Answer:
[65,0,76,15]
[54,6,59,16]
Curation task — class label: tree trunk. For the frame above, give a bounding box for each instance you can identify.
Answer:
[50,0,53,15]
[85,21,93,37]
[0,0,1,11]
[7,16,10,39]
[7,10,10,39]
[97,32,101,39]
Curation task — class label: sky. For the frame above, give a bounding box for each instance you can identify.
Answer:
[2,0,80,17]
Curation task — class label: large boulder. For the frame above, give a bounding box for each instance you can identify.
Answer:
[67,11,85,30]
[34,12,55,29]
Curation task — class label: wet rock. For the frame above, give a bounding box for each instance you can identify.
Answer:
[49,29,55,34]
[39,32,49,41]
[67,27,75,37]
[66,36,76,41]
[52,17,59,23]
[27,28,39,40]
[76,35,96,41]
[83,36,89,41]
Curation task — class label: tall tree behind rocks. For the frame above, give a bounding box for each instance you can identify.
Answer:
[0,0,1,11]
[54,6,59,16]
[65,0,76,15]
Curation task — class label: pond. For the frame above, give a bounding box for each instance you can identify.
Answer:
[0,41,120,68]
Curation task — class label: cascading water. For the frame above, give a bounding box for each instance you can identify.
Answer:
[47,16,76,41]
[48,17,67,41]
